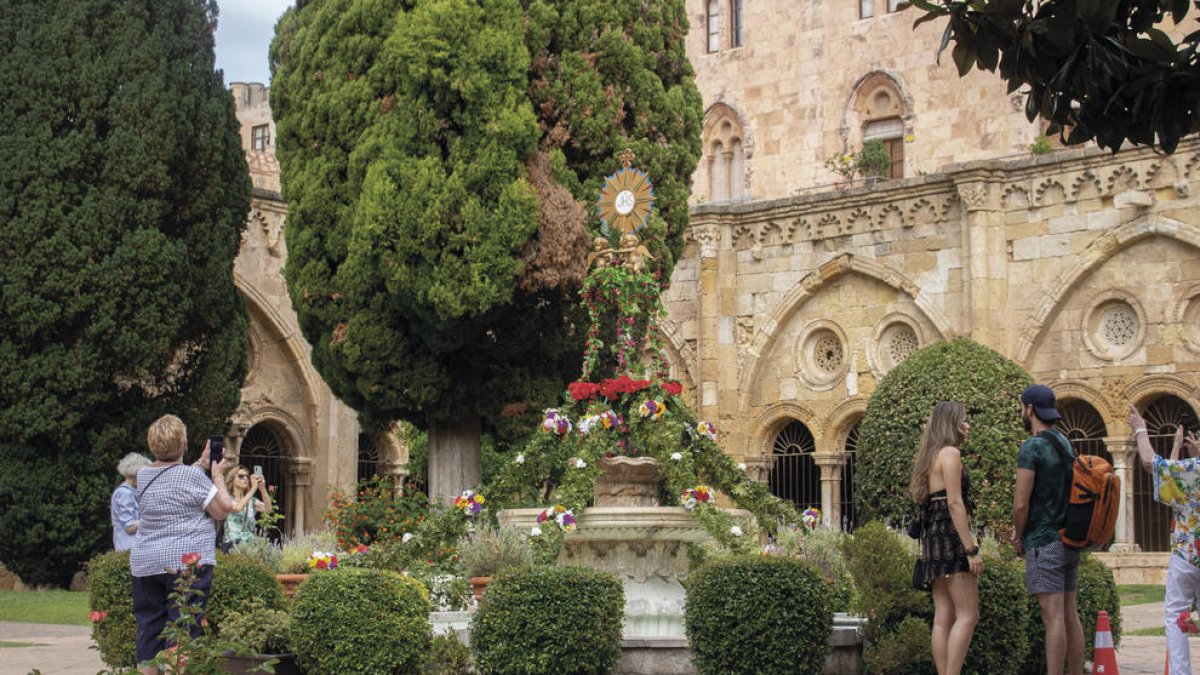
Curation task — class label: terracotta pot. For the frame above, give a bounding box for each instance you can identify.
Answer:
[469,575,492,604]
[275,573,308,599]
[224,651,301,675]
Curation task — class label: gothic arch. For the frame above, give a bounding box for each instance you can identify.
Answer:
[702,102,752,201]
[233,272,323,412]
[235,407,312,462]
[1127,375,1200,413]
[737,253,954,408]
[1049,379,1119,433]
[1016,216,1200,363]
[658,323,699,406]
[745,402,820,459]
[827,398,869,450]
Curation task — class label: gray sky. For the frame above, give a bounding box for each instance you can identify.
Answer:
[214,0,294,85]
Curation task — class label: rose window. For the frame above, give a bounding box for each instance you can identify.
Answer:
[882,323,918,369]
[812,333,844,374]
[1099,304,1138,348]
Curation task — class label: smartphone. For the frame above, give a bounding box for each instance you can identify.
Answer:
[254,465,263,477]
[209,435,225,465]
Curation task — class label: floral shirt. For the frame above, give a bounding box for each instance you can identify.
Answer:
[1152,455,1200,567]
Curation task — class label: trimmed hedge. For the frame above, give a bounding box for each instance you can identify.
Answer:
[207,553,287,632]
[1020,553,1121,674]
[856,337,1033,534]
[87,550,136,668]
[291,567,431,674]
[472,566,624,675]
[967,553,1030,675]
[841,522,933,674]
[685,556,833,675]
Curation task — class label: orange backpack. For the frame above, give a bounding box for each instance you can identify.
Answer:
[1042,431,1121,550]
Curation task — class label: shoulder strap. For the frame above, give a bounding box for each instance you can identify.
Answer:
[1039,430,1076,499]
[136,464,182,505]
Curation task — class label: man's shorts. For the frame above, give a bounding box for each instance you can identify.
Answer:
[1025,539,1081,594]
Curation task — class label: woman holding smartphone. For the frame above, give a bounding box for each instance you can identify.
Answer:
[220,464,273,550]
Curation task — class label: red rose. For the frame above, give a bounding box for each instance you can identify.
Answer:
[663,381,683,396]
[181,552,201,567]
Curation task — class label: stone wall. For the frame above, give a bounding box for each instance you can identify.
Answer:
[664,139,1200,542]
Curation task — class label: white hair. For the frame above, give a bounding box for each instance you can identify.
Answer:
[117,452,152,479]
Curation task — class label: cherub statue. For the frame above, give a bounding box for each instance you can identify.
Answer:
[617,232,654,273]
[586,236,615,270]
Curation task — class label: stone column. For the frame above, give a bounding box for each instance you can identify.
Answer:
[814,456,843,529]
[288,457,314,536]
[1109,437,1138,552]
[953,173,1004,347]
[691,223,723,426]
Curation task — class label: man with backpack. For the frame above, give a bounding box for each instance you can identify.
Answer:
[1011,384,1085,675]
[1129,403,1200,675]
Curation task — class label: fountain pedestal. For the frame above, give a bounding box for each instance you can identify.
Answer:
[498,457,717,640]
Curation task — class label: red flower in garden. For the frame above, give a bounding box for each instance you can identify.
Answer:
[315,559,328,570]
[568,381,601,401]
[89,610,107,623]
[662,381,683,396]
[181,552,201,567]
[356,544,369,554]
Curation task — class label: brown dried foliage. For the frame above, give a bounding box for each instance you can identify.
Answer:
[517,151,589,293]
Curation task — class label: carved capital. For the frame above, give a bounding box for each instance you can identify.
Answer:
[691,225,721,258]
[956,183,988,212]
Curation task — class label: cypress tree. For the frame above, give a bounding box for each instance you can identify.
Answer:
[0,0,250,586]
[269,0,701,501]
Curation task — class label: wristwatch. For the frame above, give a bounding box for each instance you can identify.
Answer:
[965,545,980,556]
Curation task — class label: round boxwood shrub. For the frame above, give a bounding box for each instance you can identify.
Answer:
[685,556,834,675]
[207,553,287,632]
[87,550,136,668]
[856,337,1033,534]
[291,567,431,674]
[966,553,1030,675]
[471,566,624,675]
[1020,553,1121,674]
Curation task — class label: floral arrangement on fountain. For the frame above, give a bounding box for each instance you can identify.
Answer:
[485,150,801,555]
[455,490,486,517]
[307,551,339,570]
[536,504,578,533]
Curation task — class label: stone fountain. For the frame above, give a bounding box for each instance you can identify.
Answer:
[499,456,736,674]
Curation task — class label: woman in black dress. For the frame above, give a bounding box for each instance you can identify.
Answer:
[910,401,983,675]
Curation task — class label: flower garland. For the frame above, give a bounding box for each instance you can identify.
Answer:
[454,490,485,517]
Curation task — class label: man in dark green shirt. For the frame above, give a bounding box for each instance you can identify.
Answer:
[1011,384,1084,675]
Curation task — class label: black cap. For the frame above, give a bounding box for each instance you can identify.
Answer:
[1021,384,1062,422]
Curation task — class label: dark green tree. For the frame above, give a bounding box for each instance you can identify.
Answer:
[910,0,1200,153]
[269,0,701,501]
[854,338,1033,535]
[0,0,250,586]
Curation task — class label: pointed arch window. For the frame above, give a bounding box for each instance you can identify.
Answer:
[703,106,747,202]
[769,421,820,511]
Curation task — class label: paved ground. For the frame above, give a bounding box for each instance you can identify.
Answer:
[0,603,1196,674]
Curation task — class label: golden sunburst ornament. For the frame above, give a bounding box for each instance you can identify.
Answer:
[597,149,655,235]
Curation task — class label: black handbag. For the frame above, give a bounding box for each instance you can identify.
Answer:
[912,558,930,591]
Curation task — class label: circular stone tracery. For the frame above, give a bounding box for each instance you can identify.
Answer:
[881,322,918,370]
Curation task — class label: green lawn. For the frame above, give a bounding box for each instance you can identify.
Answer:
[1119,584,1166,607]
[0,590,90,626]
[0,641,46,648]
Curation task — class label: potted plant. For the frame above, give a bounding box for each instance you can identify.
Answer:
[457,527,534,603]
[276,531,338,597]
[220,601,299,675]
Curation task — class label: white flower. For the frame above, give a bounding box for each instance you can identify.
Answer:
[730,526,743,537]
[575,458,587,469]
[530,526,543,536]
[402,533,413,543]
[515,453,525,464]
[670,452,683,461]
[737,462,747,471]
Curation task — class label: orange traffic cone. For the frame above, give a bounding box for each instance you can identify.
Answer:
[1094,609,1119,675]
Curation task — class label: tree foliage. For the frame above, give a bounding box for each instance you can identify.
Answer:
[0,0,250,586]
[268,0,702,494]
[855,338,1033,535]
[911,0,1200,153]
